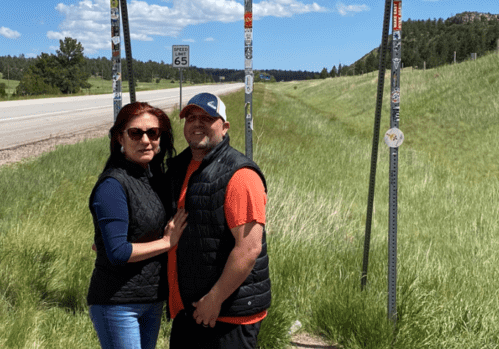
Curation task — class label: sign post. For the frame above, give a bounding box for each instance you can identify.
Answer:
[119,0,136,104]
[361,0,392,292]
[244,0,253,160]
[384,0,404,326]
[110,0,121,121]
[173,45,190,110]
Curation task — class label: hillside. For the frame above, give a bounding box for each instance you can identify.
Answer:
[340,11,499,76]
[448,11,499,24]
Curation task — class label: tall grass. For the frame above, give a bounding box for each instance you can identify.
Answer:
[1,53,499,348]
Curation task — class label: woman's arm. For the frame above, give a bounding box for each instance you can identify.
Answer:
[127,209,187,263]
[92,178,187,265]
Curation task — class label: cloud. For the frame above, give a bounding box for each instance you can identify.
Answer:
[48,0,328,55]
[205,37,215,42]
[336,2,369,16]
[255,0,328,18]
[131,33,153,41]
[183,39,195,43]
[0,27,21,39]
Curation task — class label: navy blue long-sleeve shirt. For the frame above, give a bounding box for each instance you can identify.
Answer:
[91,178,133,265]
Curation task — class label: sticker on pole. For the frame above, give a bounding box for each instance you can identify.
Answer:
[393,1,402,31]
[384,128,404,148]
[111,8,119,20]
[245,29,253,46]
[245,12,252,28]
[245,75,253,94]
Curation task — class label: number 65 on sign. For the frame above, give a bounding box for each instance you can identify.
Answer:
[172,45,190,68]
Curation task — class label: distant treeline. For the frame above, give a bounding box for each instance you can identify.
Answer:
[0,55,319,86]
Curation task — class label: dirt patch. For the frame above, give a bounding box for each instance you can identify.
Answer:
[289,333,338,349]
[0,122,113,167]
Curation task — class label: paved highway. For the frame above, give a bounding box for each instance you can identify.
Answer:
[0,83,244,150]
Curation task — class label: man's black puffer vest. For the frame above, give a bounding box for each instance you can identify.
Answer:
[87,157,168,305]
[167,135,271,317]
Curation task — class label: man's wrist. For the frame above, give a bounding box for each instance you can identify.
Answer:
[208,286,225,307]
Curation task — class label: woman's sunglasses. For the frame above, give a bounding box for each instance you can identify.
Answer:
[125,127,161,141]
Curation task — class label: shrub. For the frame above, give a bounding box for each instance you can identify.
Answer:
[0,83,7,97]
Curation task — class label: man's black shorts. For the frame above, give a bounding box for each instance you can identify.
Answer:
[169,309,262,349]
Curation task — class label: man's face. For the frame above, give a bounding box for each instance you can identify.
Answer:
[184,107,229,155]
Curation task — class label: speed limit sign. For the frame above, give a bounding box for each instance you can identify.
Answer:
[172,45,189,68]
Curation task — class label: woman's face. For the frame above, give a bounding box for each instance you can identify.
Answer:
[118,112,160,168]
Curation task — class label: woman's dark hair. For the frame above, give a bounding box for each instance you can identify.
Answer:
[104,101,175,173]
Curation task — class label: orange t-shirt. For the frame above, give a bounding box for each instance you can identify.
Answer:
[167,159,267,324]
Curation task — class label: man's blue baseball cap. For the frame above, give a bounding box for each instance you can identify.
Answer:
[179,92,227,121]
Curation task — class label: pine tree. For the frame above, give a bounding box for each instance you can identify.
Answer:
[320,67,329,79]
[330,66,337,78]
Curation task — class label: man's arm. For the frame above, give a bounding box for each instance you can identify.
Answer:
[192,221,263,328]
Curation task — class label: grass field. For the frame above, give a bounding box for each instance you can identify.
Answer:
[1,53,499,348]
[0,76,201,101]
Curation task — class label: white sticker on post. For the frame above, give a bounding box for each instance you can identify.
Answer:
[245,75,253,94]
[384,128,404,148]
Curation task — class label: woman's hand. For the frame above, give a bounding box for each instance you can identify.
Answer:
[163,209,188,248]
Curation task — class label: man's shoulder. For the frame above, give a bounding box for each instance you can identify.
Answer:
[222,146,256,167]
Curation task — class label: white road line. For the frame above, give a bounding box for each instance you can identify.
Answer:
[0,96,179,123]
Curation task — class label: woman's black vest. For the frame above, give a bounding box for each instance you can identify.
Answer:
[87,158,168,305]
[167,135,271,317]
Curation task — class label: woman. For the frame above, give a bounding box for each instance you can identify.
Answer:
[87,102,187,349]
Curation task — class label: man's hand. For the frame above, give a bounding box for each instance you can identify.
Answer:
[192,291,222,328]
[191,222,263,328]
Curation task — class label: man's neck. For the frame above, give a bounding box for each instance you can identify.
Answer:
[191,148,208,161]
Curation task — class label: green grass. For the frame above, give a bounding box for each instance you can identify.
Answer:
[1,52,499,348]
[0,77,19,97]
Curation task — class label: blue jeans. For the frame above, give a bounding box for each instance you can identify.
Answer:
[89,302,164,349]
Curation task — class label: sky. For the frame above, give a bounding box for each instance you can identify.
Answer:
[1,0,499,72]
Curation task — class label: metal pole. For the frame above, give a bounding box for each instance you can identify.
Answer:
[180,69,183,110]
[119,0,136,103]
[386,0,403,325]
[244,0,254,160]
[110,0,122,120]
[361,0,393,291]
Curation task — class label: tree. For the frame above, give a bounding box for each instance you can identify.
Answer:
[55,37,91,93]
[15,68,60,96]
[330,65,337,78]
[0,83,6,97]
[365,52,377,72]
[355,60,366,75]
[320,67,329,79]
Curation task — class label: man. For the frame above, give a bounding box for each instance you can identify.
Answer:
[166,92,271,349]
